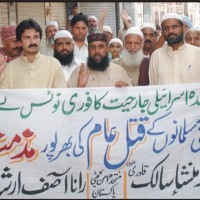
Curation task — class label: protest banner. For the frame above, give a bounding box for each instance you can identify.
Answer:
[0,84,200,199]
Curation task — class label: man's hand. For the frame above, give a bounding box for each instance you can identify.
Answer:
[120,9,132,29]
[98,8,108,32]
[115,81,128,88]
[77,63,90,88]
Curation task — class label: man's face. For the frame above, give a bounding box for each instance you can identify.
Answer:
[87,40,109,71]
[185,30,200,47]
[72,6,78,15]
[54,37,74,55]
[124,34,143,55]
[54,37,74,65]
[162,19,184,45]
[46,25,58,40]
[88,40,108,63]
[109,42,122,58]
[20,28,40,54]
[141,27,157,50]
[72,21,88,42]
[88,18,98,34]
[2,37,22,57]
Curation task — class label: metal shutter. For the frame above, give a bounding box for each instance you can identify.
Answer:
[16,2,46,47]
[79,2,117,37]
[50,2,67,30]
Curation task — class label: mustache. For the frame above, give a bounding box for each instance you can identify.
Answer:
[144,40,152,44]
[168,33,177,37]
[28,44,38,48]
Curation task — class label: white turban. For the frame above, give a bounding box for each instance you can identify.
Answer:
[88,15,98,21]
[46,21,58,29]
[140,22,156,32]
[124,27,144,40]
[103,25,113,34]
[54,30,72,41]
[161,13,183,24]
[108,38,123,48]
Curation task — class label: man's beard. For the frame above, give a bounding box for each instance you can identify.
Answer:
[165,33,183,45]
[54,50,74,66]
[88,26,97,34]
[48,38,54,45]
[120,48,144,68]
[87,53,109,71]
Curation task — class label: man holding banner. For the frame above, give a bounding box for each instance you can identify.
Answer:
[67,32,132,88]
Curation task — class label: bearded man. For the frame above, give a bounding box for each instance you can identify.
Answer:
[67,32,132,87]
[53,30,82,81]
[149,13,200,85]
[112,27,149,86]
[40,21,59,57]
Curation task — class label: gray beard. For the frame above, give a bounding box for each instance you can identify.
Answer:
[48,38,54,45]
[120,48,144,68]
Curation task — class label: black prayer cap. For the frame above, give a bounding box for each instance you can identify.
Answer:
[87,33,107,43]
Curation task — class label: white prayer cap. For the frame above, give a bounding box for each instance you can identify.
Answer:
[124,27,144,40]
[161,13,183,24]
[108,38,123,48]
[54,30,72,41]
[46,21,58,28]
[88,15,98,21]
[103,25,112,34]
[140,22,156,32]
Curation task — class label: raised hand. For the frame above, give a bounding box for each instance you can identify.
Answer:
[77,63,90,88]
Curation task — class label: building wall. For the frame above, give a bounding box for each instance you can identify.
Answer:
[0,2,67,47]
[79,2,117,37]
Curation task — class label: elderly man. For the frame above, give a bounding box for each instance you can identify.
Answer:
[0,25,22,63]
[112,27,149,86]
[67,33,131,88]
[149,13,200,85]
[40,21,59,56]
[53,30,82,81]
[0,18,66,89]
[88,15,98,35]
[140,22,157,58]
[185,27,200,47]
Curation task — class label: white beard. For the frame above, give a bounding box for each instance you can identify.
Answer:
[120,48,144,68]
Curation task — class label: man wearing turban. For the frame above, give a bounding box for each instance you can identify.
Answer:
[0,25,22,63]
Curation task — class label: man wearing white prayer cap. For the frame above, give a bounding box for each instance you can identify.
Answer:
[40,20,59,57]
[140,22,157,58]
[112,27,150,86]
[53,30,82,81]
[102,25,113,44]
[149,12,200,85]
[88,15,98,34]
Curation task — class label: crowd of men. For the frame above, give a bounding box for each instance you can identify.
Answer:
[0,4,200,89]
